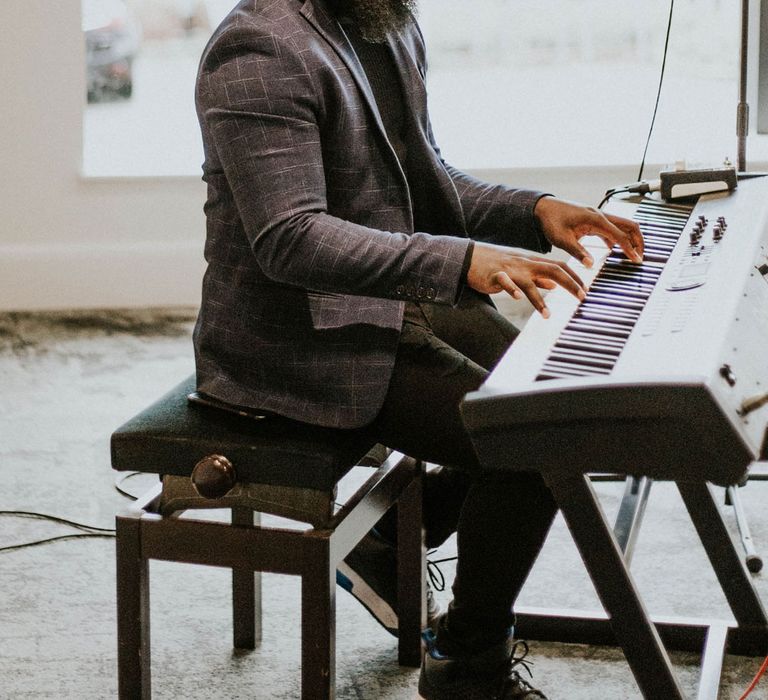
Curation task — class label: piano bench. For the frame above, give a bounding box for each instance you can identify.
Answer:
[110,375,426,700]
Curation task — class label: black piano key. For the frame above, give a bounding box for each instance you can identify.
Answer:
[535,197,695,380]
[578,304,641,321]
[575,311,637,327]
[539,360,612,376]
[566,318,633,338]
[559,329,626,349]
[554,341,622,358]
[583,292,645,310]
[547,353,615,370]
[588,284,651,301]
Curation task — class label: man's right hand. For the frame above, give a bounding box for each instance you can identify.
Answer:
[466,242,586,319]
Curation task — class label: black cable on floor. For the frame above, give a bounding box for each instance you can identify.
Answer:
[0,532,115,553]
[0,510,116,553]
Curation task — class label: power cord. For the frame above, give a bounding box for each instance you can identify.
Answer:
[740,654,768,699]
[113,471,143,501]
[0,474,141,553]
[597,186,634,210]
[0,510,115,553]
[600,0,675,210]
[638,0,675,182]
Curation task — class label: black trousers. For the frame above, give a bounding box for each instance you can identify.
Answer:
[368,290,559,653]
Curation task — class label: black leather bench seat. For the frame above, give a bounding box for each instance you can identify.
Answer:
[110,375,377,492]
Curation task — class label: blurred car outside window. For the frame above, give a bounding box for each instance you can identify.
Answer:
[83,0,142,103]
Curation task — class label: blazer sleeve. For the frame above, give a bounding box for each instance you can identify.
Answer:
[197,22,471,305]
[409,20,552,254]
[425,123,553,255]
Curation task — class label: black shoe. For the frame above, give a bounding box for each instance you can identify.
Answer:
[418,625,547,699]
[336,531,441,637]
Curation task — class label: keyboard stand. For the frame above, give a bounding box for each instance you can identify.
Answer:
[726,462,768,573]
[514,472,768,700]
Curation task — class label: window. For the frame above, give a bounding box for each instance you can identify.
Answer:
[420,0,760,169]
[82,0,767,177]
[82,0,231,176]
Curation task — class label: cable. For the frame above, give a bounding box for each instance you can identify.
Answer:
[637,0,675,182]
[0,533,115,554]
[598,187,633,210]
[598,178,662,210]
[114,471,143,501]
[426,551,457,592]
[0,511,116,553]
[739,654,768,699]
[0,510,115,533]
[0,469,144,552]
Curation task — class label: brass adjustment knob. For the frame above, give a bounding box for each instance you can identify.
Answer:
[739,393,768,418]
[191,454,237,499]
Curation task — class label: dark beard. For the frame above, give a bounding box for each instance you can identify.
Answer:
[329,0,417,42]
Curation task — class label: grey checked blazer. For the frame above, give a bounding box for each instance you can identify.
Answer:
[193,0,550,428]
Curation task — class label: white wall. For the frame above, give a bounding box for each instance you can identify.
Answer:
[0,1,666,312]
[0,0,207,311]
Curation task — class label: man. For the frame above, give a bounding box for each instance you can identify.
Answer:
[194,0,643,697]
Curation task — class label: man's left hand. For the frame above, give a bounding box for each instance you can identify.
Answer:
[534,196,644,267]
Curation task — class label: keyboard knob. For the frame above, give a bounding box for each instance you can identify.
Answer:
[719,364,736,386]
[192,454,237,499]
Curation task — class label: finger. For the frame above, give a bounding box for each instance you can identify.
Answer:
[535,262,587,301]
[552,259,587,293]
[598,214,643,263]
[528,256,587,291]
[606,213,644,259]
[556,239,594,268]
[517,280,550,319]
[494,271,524,300]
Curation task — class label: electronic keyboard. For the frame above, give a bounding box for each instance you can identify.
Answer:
[462,177,768,486]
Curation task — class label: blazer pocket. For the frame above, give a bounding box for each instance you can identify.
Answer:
[306,290,351,330]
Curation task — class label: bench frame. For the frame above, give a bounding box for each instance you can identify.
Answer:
[116,452,426,699]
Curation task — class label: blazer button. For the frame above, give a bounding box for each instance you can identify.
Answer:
[406,286,415,298]
[426,287,436,300]
[396,285,405,296]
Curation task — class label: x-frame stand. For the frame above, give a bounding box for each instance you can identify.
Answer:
[513,472,768,699]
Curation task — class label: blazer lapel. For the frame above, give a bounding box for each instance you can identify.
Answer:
[300,1,466,234]
[300,0,391,143]
[387,22,468,234]
[384,29,427,125]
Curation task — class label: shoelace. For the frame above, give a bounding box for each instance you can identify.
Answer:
[503,640,545,696]
[426,550,456,592]
[509,640,534,679]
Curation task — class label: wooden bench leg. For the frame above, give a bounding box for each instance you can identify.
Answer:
[232,508,262,650]
[116,515,151,699]
[301,535,335,700]
[398,459,425,667]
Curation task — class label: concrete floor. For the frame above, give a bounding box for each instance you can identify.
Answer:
[0,309,767,699]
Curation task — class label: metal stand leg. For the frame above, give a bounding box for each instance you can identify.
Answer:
[545,471,686,699]
[696,622,728,700]
[613,475,653,565]
[726,485,763,573]
[677,482,768,639]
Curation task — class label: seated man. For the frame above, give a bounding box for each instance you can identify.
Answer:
[193,0,643,697]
